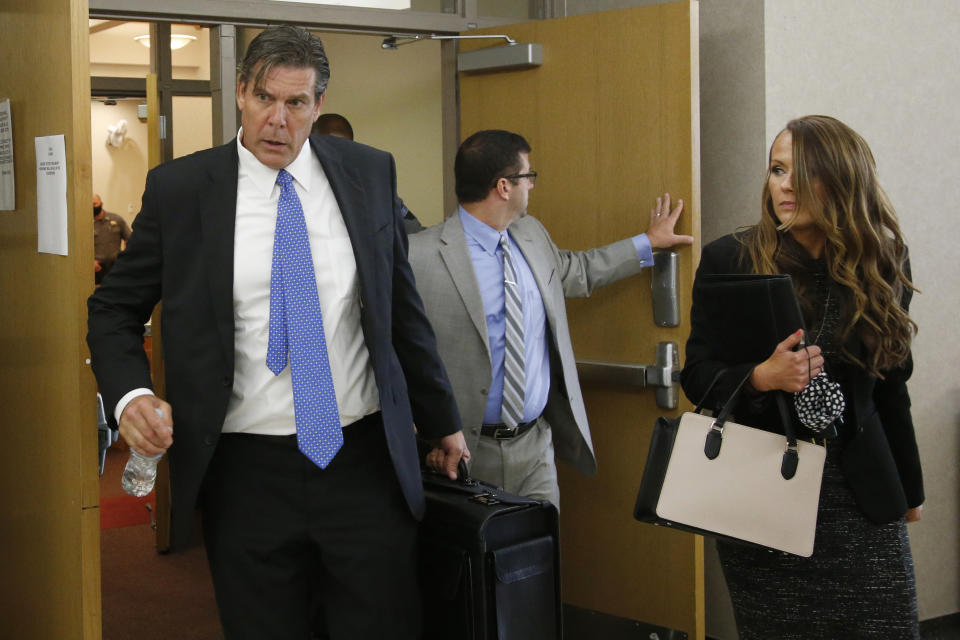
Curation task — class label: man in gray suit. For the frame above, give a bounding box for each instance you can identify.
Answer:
[409,129,692,505]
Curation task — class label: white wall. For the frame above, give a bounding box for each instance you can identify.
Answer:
[172,96,213,159]
[764,0,960,621]
[316,32,446,224]
[91,101,148,226]
[91,96,212,228]
[240,28,447,225]
[90,22,213,228]
[698,0,765,243]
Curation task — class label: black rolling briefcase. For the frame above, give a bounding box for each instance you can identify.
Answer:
[418,463,562,640]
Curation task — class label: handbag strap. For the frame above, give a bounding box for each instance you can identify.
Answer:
[774,390,800,479]
[702,368,802,480]
[692,367,728,414]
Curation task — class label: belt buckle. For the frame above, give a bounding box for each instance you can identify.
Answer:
[493,426,517,440]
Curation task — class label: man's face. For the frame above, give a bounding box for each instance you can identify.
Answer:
[93,194,103,218]
[509,152,535,219]
[237,64,323,170]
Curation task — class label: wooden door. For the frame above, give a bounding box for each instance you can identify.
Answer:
[0,0,100,637]
[459,2,703,637]
[143,71,174,552]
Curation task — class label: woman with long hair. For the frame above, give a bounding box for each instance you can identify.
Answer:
[682,115,923,638]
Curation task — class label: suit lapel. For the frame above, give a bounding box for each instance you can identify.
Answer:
[311,137,365,225]
[201,141,240,369]
[510,217,559,330]
[308,136,373,285]
[439,214,491,359]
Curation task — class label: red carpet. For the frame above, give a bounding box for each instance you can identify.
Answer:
[100,493,155,530]
[100,447,222,638]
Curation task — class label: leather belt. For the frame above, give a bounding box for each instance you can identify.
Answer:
[480,418,539,440]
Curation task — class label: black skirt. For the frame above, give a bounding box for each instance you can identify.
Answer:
[717,439,919,639]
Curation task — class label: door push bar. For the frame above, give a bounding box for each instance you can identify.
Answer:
[97,393,118,476]
[575,341,680,410]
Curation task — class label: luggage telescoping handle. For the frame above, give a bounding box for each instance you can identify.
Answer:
[699,369,801,480]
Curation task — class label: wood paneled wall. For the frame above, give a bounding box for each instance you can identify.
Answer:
[0,0,100,636]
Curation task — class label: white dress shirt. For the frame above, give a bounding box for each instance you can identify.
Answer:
[116,132,379,432]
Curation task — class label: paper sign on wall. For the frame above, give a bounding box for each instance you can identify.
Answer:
[36,134,68,256]
[0,98,13,211]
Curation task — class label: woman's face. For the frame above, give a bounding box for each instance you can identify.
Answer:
[768,130,816,229]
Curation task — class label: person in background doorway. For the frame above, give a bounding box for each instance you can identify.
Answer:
[93,193,131,284]
[410,129,693,507]
[313,112,425,234]
[681,115,923,639]
[312,112,354,140]
[87,25,466,639]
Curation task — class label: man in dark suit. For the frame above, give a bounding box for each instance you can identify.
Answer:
[87,25,467,639]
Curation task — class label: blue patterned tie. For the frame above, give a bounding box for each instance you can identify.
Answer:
[266,169,342,468]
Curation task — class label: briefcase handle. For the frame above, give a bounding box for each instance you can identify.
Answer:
[698,369,801,480]
[457,458,472,484]
[416,436,477,485]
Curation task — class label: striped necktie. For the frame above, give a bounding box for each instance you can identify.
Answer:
[266,169,343,468]
[499,233,525,428]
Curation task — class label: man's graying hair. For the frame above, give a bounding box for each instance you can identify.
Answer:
[238,25,330,100]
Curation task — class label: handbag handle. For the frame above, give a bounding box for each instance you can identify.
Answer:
[701,369,801,480]
[691,367,728,414]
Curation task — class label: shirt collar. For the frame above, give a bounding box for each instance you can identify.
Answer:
[459,205,507,256]
[236,127,314,197]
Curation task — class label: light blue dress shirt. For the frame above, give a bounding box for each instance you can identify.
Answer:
[459,207,653,425]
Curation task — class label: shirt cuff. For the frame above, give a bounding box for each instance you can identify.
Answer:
[115,388,155,425]
[632,233,654,266]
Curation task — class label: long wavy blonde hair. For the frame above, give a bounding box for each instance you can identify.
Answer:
[741,115,916,376]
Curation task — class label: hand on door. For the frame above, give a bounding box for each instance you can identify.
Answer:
[647,193,694,250]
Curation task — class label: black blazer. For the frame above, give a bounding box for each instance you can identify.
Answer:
[681,234,924,524]
[87,135,462,550]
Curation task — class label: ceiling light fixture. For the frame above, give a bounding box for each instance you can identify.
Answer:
[134,34,197,50]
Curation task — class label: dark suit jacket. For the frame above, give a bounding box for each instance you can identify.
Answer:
[681,233,924,524]
[87,135,461,550]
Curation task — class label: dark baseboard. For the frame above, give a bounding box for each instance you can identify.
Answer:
[920,612,960,639]
[562,604,687,640]
[560,606,957,639]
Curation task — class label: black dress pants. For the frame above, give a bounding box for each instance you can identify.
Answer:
[200,413,421,640]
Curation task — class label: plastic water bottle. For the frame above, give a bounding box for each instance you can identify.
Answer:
[121,449,162,497]
[120,406,165,497]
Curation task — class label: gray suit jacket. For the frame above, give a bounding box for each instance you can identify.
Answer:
[408,212,646,474]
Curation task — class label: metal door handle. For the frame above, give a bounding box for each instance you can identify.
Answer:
[576,341,680,409]
[97,393,118,476]
[652,251,680,327]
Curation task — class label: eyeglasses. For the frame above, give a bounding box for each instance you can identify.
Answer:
[504,171,538,185]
